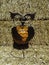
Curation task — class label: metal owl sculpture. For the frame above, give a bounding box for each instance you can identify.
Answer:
[10,12,35,50]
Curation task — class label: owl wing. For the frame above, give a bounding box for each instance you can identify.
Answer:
[26,26,35,41]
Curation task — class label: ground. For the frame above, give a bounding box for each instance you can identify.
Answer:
[0,45,49,65]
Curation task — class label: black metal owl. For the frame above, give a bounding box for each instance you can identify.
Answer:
[10,12,35,50]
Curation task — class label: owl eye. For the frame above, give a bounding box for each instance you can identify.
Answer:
[14,15,21,21]
[25,16,31,20]
[24,13,36,20]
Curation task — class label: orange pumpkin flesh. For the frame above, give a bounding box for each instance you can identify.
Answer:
[16,26,28,42]
[12,26,28,44]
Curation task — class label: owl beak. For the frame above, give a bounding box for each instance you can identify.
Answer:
[20,16,27,21]
[21,21,25,26]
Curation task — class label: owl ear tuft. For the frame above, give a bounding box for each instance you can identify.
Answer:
[9,12,15,20]
[30,13,36,20]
